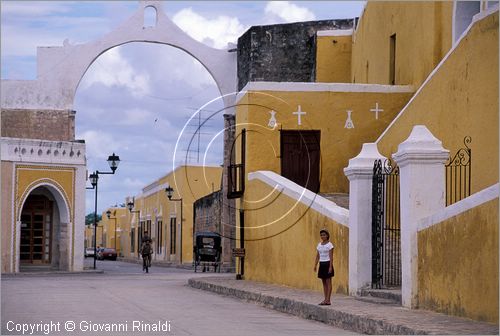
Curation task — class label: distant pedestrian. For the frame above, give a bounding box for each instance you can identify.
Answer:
[313,229,334,305]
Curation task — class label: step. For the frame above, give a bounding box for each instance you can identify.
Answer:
[319,193,349,209]
[354,295,400,305]
[188,277,499,335]
[360,288,402,304]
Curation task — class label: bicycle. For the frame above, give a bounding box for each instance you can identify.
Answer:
[142,253,151,273]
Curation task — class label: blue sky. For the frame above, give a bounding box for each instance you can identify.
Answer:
[1,1,365,214]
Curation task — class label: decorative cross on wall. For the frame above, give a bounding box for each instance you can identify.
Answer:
[370,102,384,120]
[293,105,307,126]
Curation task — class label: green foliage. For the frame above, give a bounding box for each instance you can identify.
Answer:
[85,213,101,226]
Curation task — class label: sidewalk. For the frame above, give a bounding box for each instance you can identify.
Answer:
[188,276,499,335]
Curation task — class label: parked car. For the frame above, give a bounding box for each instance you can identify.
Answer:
[97,248,117,261]
[85,247,95,258]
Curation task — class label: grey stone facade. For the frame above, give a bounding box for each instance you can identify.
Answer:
[237,19,355,90]
[194,190,223,234]
[1,109,76,141]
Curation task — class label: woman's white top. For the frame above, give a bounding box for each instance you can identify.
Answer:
[317,242,334,262]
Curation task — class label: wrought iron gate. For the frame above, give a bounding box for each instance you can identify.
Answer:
[372,159,401,288]
[445,136,471,206]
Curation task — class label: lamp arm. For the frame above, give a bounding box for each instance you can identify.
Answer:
[96,170,115,175]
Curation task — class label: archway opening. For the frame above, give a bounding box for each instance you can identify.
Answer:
[144,6,157,28]
[19,186,70,271]
[75,42,225,259]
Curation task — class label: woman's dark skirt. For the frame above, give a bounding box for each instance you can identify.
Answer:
[318,261,334,279]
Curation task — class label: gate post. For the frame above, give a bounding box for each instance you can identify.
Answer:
[393,125,449,308]
[344,143,386,295]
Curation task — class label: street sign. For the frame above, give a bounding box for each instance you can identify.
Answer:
[232,248,245,257]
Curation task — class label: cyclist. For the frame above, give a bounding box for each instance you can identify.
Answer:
[141,231,153,273]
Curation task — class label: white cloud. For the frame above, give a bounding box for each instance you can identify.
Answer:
[264,1,316,23]
[78,130,120,161]
[172,8,246,49]
[120,108,154,126]
[1,1,73,16]
[80,48,151,97]
[122,177,146,189]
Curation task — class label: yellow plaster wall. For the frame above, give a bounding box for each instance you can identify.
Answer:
[1,162,14,272]
[377,11,499,194]
[352,2,452,86]
[236,89,413,193]
[132,166,222,263]
[243,178,349,293]
[117,209,132,257]
[16,166,75,218]
[417,198,499,323]
[316,35,352,83]
[100,208,126,252]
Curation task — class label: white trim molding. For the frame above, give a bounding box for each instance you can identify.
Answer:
[418,183,499,232]
[248,170,349,226]
[1,137,86,166]
[237,82,414,103]
[317,29,353,37]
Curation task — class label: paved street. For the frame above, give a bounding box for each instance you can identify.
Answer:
[2,260,359,336]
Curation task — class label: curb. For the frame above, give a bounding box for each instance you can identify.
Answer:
[188,278,437,335]
[2,270,104,277]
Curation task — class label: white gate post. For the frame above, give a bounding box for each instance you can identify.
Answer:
[393,125,449,308]
[344,143,386,295]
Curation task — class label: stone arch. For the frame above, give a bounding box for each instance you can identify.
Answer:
[1,1,237,112]
[17,181,72,272]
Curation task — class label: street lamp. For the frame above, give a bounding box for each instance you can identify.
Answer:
[86,153,120,269]
[165,186,183,265]
[127,199,141,258]
[106,210,118,252]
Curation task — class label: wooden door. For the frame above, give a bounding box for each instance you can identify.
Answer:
[280,130,321,193]
[20,195,53,264]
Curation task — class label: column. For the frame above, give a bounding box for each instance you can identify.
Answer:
[222,114,236,270]
[344,143,386,295]
[393,125,449,308]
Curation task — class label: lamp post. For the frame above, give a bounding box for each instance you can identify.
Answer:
[127,199,141,258]
[86,153,120,269]
[106,210,118,252]
[165,186,183,265]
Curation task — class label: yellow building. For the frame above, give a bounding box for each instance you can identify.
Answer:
[232,1,498,324]
[1,111,87,273]
[121,165,222,266]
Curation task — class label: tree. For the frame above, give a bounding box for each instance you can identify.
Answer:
[85,213,101,226]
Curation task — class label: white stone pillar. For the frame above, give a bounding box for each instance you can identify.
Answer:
[393,125,449,308]
[344,143,386,295]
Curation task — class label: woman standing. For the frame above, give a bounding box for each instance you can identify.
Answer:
[314,229,334,305]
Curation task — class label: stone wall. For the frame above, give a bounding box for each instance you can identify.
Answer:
[1,109,75,141]
[194,190,222,233]
[237,19,355,90]
[193,189,234,269]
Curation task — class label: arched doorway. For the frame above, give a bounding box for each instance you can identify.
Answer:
[18,185,71,271]
[20,194,53,265]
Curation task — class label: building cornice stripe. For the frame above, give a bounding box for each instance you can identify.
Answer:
[236,82,414,104]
